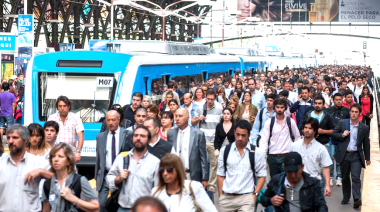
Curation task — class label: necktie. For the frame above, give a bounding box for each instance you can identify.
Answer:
[179,131,186,167]
[111,131,116,164]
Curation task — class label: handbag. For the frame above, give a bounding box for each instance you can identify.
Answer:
[189,181,202,212]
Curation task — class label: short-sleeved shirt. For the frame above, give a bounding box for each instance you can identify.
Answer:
[48,112,84,150]
[0,91,16,116]
[0,152,50,212]
[290,139,332,180]
[41,174,97,210]
[194,101,223,143]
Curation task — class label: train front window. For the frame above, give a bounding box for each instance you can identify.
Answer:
[38,72,118,123]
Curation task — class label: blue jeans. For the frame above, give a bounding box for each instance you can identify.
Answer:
[267,155,285,178]
[328,140,341,178]
[0,115,14,128]
[117,208,129,212]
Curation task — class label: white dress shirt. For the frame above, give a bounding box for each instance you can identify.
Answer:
[106,127,120,171]
[290,139,332,180]
[177,125,191,169]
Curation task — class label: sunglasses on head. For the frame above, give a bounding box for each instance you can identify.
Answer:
[159,166,175,174]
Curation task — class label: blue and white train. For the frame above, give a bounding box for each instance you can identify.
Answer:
[24,41,318,169]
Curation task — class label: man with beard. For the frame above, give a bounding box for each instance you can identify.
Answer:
[259,98,301,178]
[107,126,160,211]
[48,96,84,162]
[0,124,53,212]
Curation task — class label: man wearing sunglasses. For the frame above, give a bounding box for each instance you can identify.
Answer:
[107,126,160,212]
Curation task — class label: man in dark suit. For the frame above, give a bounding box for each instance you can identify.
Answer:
[95,110,128,212]
[332,103,371,209]
[144,118,173,159]
[167,108,209,187]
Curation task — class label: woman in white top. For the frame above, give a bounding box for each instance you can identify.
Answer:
[27,123,50,160]
[142,95,152,108]
[192,88,206,107]
[152,154,217,212]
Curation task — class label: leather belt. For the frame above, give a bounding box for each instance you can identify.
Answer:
[225,192,252,196]
[346,151,358,153]
[269,154,285,157]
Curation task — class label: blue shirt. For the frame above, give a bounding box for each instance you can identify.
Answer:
[311,111,324,123]
[250,108,276,145]
[347,120,359,151]
[239,89,266,111]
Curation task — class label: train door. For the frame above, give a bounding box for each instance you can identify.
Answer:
[143,76,149,95]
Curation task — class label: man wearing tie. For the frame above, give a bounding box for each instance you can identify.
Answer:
[167,108,209,188]
[332,103,371,209]
[95,110,128,212]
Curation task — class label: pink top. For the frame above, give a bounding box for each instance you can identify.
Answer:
[361,96,371,116]
[48,112,84,150]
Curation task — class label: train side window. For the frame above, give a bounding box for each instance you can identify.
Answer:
[143,76,149,95]
[150,78,163,106]
[171,76,188,102]
[208,71,228,82]
[188,74,203,95]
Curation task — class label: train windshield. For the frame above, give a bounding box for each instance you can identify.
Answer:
[38,72,118,122]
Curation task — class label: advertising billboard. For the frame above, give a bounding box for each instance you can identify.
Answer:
[234,0,379,22]
[0,35,16,51]
[18,14,34,59]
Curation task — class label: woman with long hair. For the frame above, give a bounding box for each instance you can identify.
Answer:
[42,143,99,212]
[151,154,217,212]
[27,123,50,159]
[159,111,175,140]
[229,80,244,97]
[147,104,161,120]
[359,85,373,128]
[218,87,229,107]
[228,99,239,121]
[323,87,332,108]
[142,95,152,108]
[236,91,258,125]
[192,88,206,107]
[159,91,173,113]
[214,108,235,157]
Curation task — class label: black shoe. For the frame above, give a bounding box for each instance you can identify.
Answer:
[353,199,362,208]
[341,199,349,205]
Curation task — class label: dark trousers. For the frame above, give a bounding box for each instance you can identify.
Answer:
[99,177,110,212]
[363,115,371,129]
[340,152,362,200]
[267,155,285,178]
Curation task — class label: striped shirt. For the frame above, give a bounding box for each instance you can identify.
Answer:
[216,142,267,194]
[195,101,223,143]
[106,149,159,209]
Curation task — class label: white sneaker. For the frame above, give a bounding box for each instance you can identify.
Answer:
[330,178,334,186]
[336,177,342,186]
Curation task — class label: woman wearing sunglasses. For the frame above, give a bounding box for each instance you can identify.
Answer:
[152,154,217,212]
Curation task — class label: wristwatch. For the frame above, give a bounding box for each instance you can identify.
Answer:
[76,150,82,153]
[253,192,259,196]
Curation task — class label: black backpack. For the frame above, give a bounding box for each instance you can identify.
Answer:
[223,143,256,182]
[43,174,83,212]
[256,108,265,147]
[267,116,295,154]
[106,152,130,212]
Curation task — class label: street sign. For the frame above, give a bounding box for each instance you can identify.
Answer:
[0,35,16,51]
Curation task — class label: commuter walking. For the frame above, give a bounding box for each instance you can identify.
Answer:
[48,95,84,163]
[290,86,314,132]
[123,92,143,127]
[152,154,217,212]
[261,152,328,212]
[44,121,60,147]
[42,143,99,212]
[217,120,267,212]
[0,82,16,140]
[358,85,373,128]
[192,89,223,192]
[259,98,301,177]
[332,103,370,208]
[95,110,128,212]
[106,126,160,212]
[180,93,199,126]
[144,118,174,159]
[239,78,266,111]
[290,117,332,196]
[236,91,258,125]
[168,108,209,185]
[0,124,53,212]
[214,108,235,156]
[27,123,51,160]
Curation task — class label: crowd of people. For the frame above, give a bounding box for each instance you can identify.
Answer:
[0,65,374,212]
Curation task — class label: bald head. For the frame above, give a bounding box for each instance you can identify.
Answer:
[183,93,192,106]
[175,108,189,129]
[106,110,120,131]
